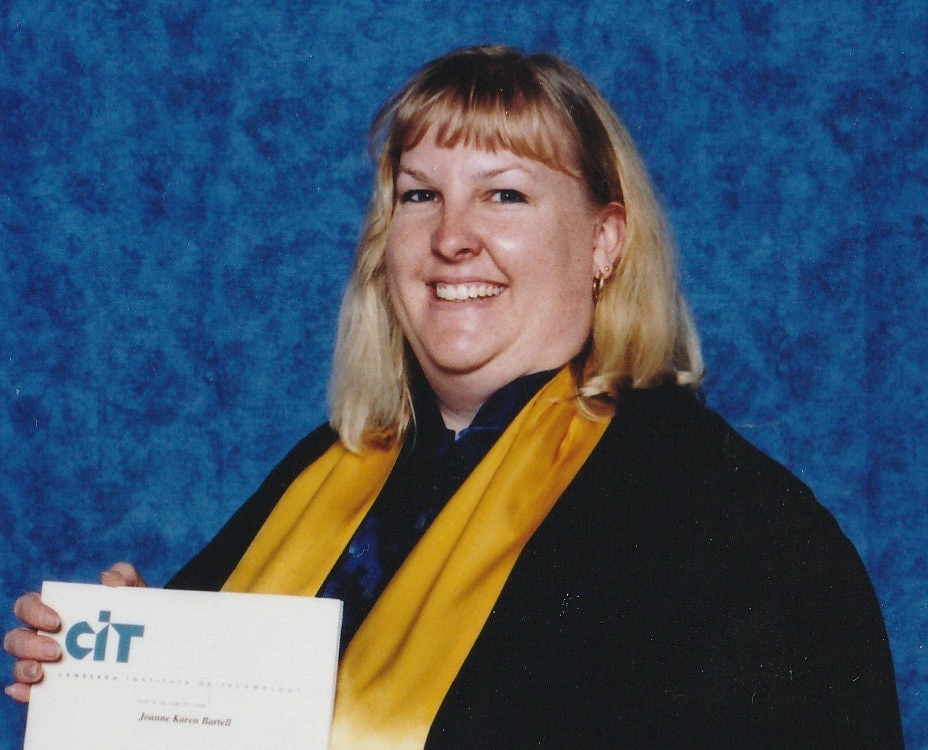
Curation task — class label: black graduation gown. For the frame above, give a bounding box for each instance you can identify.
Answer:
[168,384,903,749]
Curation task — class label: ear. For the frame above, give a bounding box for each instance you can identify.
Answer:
[592,202,626,276]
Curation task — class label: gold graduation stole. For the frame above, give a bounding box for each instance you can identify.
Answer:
[223,367,609,749]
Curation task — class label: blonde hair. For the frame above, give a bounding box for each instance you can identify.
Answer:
[329,46,703,450]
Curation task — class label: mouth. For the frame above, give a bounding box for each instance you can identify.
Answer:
[433,282,506,302]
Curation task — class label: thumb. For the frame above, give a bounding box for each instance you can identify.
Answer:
[100,562,147,588]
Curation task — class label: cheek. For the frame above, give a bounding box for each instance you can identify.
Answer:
[383,217,422,271]
[382,230,408,290]
[382,239,419,329]
[522,227,597,333]
[534,222,595,294]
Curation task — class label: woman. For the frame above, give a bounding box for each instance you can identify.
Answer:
[5,46,903,748]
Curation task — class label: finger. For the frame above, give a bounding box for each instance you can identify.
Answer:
[3,628,61,662]
[12,593,60,632]
[12,659,44,685]
[100,562,147,588]
[4,682,31,704]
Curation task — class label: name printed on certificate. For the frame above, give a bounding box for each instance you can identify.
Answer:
[23,582,342,750]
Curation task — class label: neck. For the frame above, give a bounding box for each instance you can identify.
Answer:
[424,364,566,435]
[433,383,488,434]
[437,406,478,435]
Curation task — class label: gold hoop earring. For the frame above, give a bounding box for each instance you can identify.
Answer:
[592,266,611,304]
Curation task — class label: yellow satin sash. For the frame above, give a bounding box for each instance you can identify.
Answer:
[223,367,610,749]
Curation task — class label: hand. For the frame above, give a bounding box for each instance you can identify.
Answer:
[3,563,146,703]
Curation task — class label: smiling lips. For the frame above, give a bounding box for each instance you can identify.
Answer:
[434,282,506,301]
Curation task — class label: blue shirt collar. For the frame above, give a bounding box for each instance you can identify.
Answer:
[409,365,560,458]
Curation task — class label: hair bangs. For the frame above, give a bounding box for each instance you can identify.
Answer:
[398,89,576,176]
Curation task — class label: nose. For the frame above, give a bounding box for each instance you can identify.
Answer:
[432,202,480,261]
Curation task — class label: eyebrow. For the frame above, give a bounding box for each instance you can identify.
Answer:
[395,166,431,182]
[476,165,530,179]
[395,164,532,182]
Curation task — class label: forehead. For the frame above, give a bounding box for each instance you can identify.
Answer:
[396,133,566,182]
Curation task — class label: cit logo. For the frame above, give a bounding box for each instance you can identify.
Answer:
[64,610,145,663]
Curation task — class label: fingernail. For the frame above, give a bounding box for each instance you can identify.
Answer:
[3,685,14,698]
[41,613,60,631]
[26,663,41,680]
[100,571,116,583]
[42,641,61,660]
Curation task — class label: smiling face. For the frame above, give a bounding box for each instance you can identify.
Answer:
[384,130,624,429]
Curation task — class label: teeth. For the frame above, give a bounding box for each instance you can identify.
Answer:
[435,282,505,301]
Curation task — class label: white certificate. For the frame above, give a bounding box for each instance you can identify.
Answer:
[23,582,342,750]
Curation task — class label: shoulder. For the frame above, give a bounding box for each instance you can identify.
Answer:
[259,423,340,495]
[226,422,340,528]
[166,422,338,590]
[597,383,825,530]
[576,383,873,617]
[606,383,798,485]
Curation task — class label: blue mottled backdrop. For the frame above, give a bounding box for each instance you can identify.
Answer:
[1,0,926,745]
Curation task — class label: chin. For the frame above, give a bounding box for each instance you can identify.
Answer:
[428,355,495,377]
[416,338,501,374]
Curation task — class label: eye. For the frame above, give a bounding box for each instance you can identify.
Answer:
[491,189,527,204]
[400,189,437,203]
